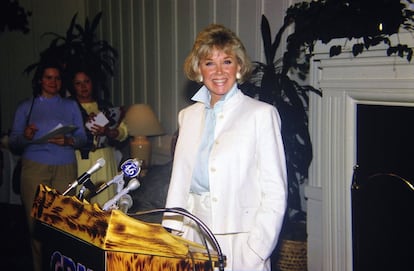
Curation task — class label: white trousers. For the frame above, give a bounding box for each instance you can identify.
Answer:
[182,193,270,271]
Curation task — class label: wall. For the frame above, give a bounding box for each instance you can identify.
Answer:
[0,0,294,162]
[1,0,318,267]
[0,0,86,136]
[84,0,293,163]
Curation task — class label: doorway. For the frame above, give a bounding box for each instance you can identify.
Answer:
[352,104,414,271]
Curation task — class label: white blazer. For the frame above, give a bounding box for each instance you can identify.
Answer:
[163,89,287,260]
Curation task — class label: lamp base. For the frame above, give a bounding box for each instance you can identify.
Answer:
[130,135,151,176]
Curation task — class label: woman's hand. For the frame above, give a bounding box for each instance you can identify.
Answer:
[87,112,97,123]
[90,124,106,136]
[91,124,119,139]
[48,134,74,146]
[105,127,119,139]
[86,112,108,136]
[24,124,38,140]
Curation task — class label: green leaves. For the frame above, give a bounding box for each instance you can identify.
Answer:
[288,0,414,62]
[241,14,322,216]
[0,0,31,34]
[387,44,413,61]
[330,45,342,57]
[24,12,118,100]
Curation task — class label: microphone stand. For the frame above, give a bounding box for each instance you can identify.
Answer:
[131,207,225,271]
[77,185,87,200]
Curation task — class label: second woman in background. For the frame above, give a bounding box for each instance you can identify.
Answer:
[69,68,128,205]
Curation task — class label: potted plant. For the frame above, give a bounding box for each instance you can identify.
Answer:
[241,12,321,233]
[284,0,414,61]
[0,0,31,34]
[24,12,118,100]
[241,13,320,270]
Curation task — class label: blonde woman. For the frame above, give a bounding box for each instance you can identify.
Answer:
[162,24,287,271]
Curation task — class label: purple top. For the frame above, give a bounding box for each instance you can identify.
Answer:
[9,95,87,165]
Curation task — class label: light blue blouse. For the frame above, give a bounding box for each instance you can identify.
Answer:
[190,83,238,193]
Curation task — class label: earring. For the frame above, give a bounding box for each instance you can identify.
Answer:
[236,72,241,80]
[199,75,203,82]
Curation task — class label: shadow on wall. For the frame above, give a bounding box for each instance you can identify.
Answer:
[127,130,178,223]
[128,161,173,223]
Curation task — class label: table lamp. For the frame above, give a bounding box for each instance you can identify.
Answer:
[124,104,164,174]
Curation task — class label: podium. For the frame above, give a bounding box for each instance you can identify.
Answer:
[31,184,220,271]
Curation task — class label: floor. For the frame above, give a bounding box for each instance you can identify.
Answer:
[0,203,33,271]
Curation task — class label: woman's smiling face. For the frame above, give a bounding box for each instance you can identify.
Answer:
[40,68,62,98]
[73,72,93,101]
[199,48,241,106]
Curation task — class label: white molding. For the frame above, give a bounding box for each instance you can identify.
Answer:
[308,37,414,271]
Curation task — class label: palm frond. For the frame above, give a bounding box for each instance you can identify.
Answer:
[24,12,118,101]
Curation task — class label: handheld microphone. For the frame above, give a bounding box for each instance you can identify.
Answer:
[89,158,141,198]
[62,158,106,196]
[102,178,140,211]
[89,172,123,198]
[118,194,133,213]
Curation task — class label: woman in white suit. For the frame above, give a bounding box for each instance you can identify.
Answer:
[162,24,287,271]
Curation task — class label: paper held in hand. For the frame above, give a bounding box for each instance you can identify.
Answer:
[31,123,77,144]
[85,112,109,131]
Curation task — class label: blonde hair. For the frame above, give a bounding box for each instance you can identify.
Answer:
[184,24,252,84]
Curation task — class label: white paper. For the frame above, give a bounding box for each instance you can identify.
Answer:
[31,123,77,144]
[85,112,109,131]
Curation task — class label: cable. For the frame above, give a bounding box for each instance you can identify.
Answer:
[187,249,196,271]
[131,207,225,271]
[137,208,219,271]
[196,223,214,271]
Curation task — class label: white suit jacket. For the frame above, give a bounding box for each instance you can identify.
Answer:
[162,89,287,260]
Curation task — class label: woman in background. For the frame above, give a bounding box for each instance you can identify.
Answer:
[162,24,287,270]
[69,68,128,205]
[9,62,87,271]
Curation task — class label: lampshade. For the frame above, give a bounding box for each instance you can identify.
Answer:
[124,104,164,137]
[124,104,164,176]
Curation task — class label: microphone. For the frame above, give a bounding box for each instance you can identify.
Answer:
[77,178,96,200]
[118,194,133,213]
[89,158,141,198]
[119,158,141,178]
[89,172,123,198]
[62,158,106,196]
[102,178,140,211]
